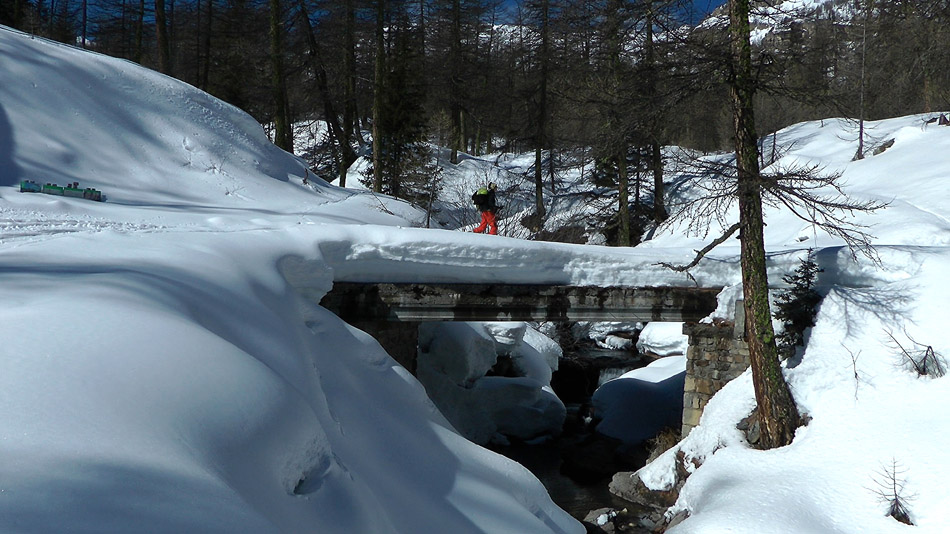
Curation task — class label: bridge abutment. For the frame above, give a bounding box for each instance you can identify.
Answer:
[310,280,749,437]
[353,320,421,374]
[681,302,750,437]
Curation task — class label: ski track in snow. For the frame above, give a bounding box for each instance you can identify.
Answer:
[0,209,167,246]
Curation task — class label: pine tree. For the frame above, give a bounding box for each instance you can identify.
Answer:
[774,253,822,352]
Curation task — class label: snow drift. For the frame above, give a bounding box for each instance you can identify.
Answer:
[0,26,582,534]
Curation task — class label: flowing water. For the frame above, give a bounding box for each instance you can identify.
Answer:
[492,347,652,520]
[490,439,639,520]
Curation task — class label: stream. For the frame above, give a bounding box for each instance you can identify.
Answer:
[491,347,654,520]
[490,439,639,519]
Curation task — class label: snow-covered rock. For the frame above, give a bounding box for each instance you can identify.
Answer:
[637,322,689,357]
[592,356,687,445]
[416,322,566,445]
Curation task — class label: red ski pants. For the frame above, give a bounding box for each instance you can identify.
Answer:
[473,210,497,235]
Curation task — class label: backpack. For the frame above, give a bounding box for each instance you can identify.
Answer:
[472,188,489,207]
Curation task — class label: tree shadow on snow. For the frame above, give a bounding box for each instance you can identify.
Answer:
[0,459,279,533]
[0,103,22,187]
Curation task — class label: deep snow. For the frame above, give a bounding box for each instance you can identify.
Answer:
[0,27,583,533]
[3,19,950,534]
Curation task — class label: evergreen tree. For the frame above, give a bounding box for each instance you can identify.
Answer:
[269,0,293,152]
[774,253,823,352]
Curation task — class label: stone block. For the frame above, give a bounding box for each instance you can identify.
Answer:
[682,408,702,428]
[683,376,696,392]
[695,378,717,395]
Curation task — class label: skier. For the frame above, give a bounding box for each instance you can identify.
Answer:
[471,182,499,235]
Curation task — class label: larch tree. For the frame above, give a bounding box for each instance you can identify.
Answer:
[343,0,359,147]
[529,0,552,225]
[296,0,357,181]
[449,0,464,164]
[728,0,802,449]
[641,0,667,224]
[372,0,386,193]
[664,0,881,448]
[603,0,631,246]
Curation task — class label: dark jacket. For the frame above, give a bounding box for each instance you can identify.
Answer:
[472,189,497,212]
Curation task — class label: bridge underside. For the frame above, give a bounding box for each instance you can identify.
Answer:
[319,282,722,324]
[315,283,722,373]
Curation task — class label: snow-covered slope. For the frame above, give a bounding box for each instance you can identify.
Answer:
[700,0,856,45]
[630,115,950,533]
[0,26,583,534]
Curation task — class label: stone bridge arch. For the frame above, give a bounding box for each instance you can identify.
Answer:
[305,281,748,438]
[316,282,721,370]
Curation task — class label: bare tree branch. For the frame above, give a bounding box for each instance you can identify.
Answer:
[657,222,740,273]
[660,138,887,267]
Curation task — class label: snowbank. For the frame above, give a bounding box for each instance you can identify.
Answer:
[0,26,582,534]
[417,322,566,445]
[6,18,950,534]
[592,356,687,445]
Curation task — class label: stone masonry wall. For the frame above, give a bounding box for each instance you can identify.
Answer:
[681,318,750,437]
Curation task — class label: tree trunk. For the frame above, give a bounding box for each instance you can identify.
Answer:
[643,1,667,223]
[617,150,630,246]
[155,0,171,74]
[533,144,545,224]
[269,0,293,153]
[13,0,23,29]
[81,0,87,47]
[134,0,145,64]
[343,0,358,144]
[533,0,550,223]
[854,0,872,161]
[450,0,462,164]
[729,0,801,449]
[651,140,666,222]
[199,0,212,89]
[372,0,385,193]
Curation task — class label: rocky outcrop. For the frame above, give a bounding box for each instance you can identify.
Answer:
[606,451,698,532]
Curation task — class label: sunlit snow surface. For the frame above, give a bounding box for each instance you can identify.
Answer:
[0,27,580,534]
[3,20,950,534]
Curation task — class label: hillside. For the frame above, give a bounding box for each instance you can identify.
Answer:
[0,26,583,534]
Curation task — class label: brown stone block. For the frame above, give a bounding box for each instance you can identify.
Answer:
[682,408,702,428]
[695,378,717,395]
